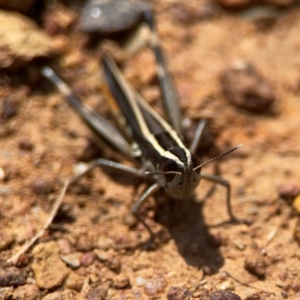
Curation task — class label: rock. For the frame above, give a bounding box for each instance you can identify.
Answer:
[0,10,54,69]
[11,284,40,300]
[16,254,32,268]
[94,249,108,262]
[79,0,149,34]
[31,241,70,289]
[107,257,121,273]
[31,178,54,195]
[244,252,267,278]
[144,275,168,296]
[278,183,300,200]
[217,279,235,291]
[60,253,81,269]
[80,252,95,267]
[0,267,25,287]
[97,237,114,250]
[220,61,275,113]
[56,238,72,255]
[65,272,84,292]
[114,274,130,289]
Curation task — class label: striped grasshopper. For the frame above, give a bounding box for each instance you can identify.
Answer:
[42,9,248,244]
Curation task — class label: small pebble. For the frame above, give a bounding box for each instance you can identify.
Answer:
[31,178,54,195]
[220,61,275,113]
[18,139,34,151]
[136,276,146,286]
[16,253,32,268]
[132,258,149,271]
[97,237,114,250]
[76,234,93,252]
[0,267,26,287]
[57,238,72,255]
[114,274,130,289]
[80,252,95,267]
[11,284,40,300]
[123,213,138,227]
[65,272,84,292]
[281,290,288,298]
[278,271,287,282]
[167,286,189,300]
[1,96,18,120]
[291,282,300,292]
[94,249,108,262]
[60,253,81,269]
[85,286,108,300]
[0,10,54,69]
[278,183,300,200]
[244,253,266,278]
[73,162,89,176]
[144,275,168,296]
[107,257,121,273]
[218,279,235,291]
[210,290,242,300]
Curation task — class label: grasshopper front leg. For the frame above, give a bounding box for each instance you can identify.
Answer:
[131,183,161,244]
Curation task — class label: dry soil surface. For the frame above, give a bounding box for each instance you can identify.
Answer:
[1,1,300,299]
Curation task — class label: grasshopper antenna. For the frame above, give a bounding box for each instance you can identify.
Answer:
[193,144,243,171]
[145,170,182,176]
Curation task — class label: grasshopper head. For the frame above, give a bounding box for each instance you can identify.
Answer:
[161,153,201,199]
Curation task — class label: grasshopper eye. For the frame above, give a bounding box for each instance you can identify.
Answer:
[191,154,201,174]
[162,159,180,182]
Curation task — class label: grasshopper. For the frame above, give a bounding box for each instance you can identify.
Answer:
[42,9,248,244]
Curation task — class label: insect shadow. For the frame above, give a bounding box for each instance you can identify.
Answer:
[155,184,224,270]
